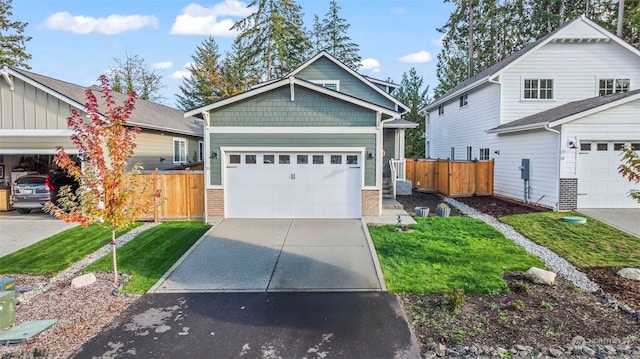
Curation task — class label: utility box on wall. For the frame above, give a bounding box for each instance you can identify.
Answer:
[0,291,16,330]
[521,159,530,180]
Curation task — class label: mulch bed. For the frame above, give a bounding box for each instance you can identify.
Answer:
[395,191,640,350]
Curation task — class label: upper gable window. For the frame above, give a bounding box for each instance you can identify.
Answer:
[523,78,553,100]
[599,78,629,96]
[459,94,468,107]
[311,80,339,91]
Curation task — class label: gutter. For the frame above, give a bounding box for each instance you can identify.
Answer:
[543,123,561,211]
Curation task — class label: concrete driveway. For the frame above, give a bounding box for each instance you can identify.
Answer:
[150,219,384,293]
[578,208,640,238]
[0,210,77,257]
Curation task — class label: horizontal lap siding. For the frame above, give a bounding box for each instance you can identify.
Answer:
[0,76,74,130]
[296,57,396,110]
[212,86,376,127]
[209,133,376,187]
[500,41,640,124]
[0,136,74,152]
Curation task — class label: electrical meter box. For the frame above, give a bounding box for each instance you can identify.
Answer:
[0,291,16,330]
[0,278,16,303]
[521,159,530,180]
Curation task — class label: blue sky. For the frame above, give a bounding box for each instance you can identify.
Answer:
[11,0,454,106]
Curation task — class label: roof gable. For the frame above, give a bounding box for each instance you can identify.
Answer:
[426,15,640,111]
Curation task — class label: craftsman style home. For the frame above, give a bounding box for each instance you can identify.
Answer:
[185,51,416,219]
[423,16,640,210]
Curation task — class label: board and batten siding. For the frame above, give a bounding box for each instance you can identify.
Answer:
[296,56,396,110]
[499,41,640,124]
[211,86,376,127]
[429,83,501,160]
[208,133,376,187]
[1,76,75,130]
[493,130,559,209]
[133,131,201,170]
[560,99,640,178]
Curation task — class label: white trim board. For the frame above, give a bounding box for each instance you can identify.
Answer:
[0,129,74,136]
[210,127,378,134]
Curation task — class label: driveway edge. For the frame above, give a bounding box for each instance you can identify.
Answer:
[361,219,387,292]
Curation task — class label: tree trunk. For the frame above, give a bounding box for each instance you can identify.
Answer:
[111,230,118,287]
[617,0,625,37]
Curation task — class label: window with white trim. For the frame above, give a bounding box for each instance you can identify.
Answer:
[173,138,186,163]
[311,80,339,91]
[438,105,445,115]
[598,78,630,96]
[466,146,472,160]
[198,141,204,161]
[459,94,468,107]
[523,78,553,99]
[450,147,455,160]
[479,148,490,160]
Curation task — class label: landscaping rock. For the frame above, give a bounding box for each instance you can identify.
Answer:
[617,267,640,281]
[526,267,556,285]
[71,273,96,288]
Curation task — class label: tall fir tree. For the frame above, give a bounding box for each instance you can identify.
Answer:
[392,68,430,158]
[319,0,361,70]
[0,0,32,69]
[231,0,311,80]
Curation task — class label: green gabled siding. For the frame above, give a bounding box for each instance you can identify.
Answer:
[296,57,396,110]
[209,133,376,187]
[211,86,375,127]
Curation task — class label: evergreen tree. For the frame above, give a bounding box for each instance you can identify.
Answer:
[310,14,326,54]
[231,0,311,80]
[0,0,32,69]
[595,0,640,48]
[320,0,361,70]
[107,53,164,102]
[393,68,430,158]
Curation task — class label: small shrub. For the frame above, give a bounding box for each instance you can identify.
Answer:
[506,299,525,311]
[513,280,530,293]
[443,288,465,313]
[540,300,554,310]
[437,202,450,209]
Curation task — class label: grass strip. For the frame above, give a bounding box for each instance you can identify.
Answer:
[0,223,141,275]
[369,216,544,294]
[84,221,210,294]
[500,212,640,268]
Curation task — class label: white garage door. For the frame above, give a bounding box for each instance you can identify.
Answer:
[577,142,639,208]
[225,152,362,218]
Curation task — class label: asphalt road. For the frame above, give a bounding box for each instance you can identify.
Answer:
[71,292,420,359]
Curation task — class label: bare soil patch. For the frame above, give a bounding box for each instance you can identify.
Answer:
[397,192,640,351]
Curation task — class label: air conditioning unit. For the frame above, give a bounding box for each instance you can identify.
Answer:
[0,291,16,330]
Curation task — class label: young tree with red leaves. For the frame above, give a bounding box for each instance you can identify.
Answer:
[619,145,640,203]
[45,75,161,286]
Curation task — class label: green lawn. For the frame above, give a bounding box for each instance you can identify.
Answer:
[500,212,640,268]
[84,221,210,294]
[369,217,544,294]
[0,223,141,275]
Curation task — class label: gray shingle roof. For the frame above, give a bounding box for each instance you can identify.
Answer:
[12,68,202,137]
[489,89,640,132]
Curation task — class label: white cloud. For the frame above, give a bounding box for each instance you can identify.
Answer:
[360,58,381,73]
[44,12,158,35]
[170,1,253,36]
[171,62,193,79]
[432,35,444,47]
[398,50,433,64]
[153,62,173,70]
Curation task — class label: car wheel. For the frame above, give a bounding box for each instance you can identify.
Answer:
[17,208,31,214]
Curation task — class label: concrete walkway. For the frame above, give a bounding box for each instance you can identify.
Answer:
[151,219,384,293]
[578,208,640,238]
[0,210,77,257]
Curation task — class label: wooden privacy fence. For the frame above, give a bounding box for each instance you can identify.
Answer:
[136,169,205,221]
[405,158,494,197]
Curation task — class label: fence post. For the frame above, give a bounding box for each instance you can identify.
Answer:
[153,168,158,223]
[186,168,191,221]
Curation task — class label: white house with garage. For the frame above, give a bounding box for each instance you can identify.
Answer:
[185,51,416,219]
[423,16,640,210]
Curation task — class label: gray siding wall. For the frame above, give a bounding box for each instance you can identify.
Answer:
[1,76,75,130]
[133,130,201,170]
[209,133,376,186]
[296,57,396,110]
[211,86,376,127]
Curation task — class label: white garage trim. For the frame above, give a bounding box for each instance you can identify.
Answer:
[0,149,78,154]
[212,127,378,134]
[0,130,73,136]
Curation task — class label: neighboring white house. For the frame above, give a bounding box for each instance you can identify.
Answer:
[423,16,640,210]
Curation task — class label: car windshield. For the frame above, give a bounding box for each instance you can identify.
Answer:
[16,177,46,185]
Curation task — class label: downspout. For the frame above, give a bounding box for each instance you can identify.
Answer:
[201,112,211,222]
[543,123,561,211]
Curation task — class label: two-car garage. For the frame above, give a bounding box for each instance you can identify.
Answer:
[224,151,363,218]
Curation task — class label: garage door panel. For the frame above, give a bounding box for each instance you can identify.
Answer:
[226,152,363,218]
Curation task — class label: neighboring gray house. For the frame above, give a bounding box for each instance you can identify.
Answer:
[185,51,416,219]
[423,16,640,210]
[0,65,203,182]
